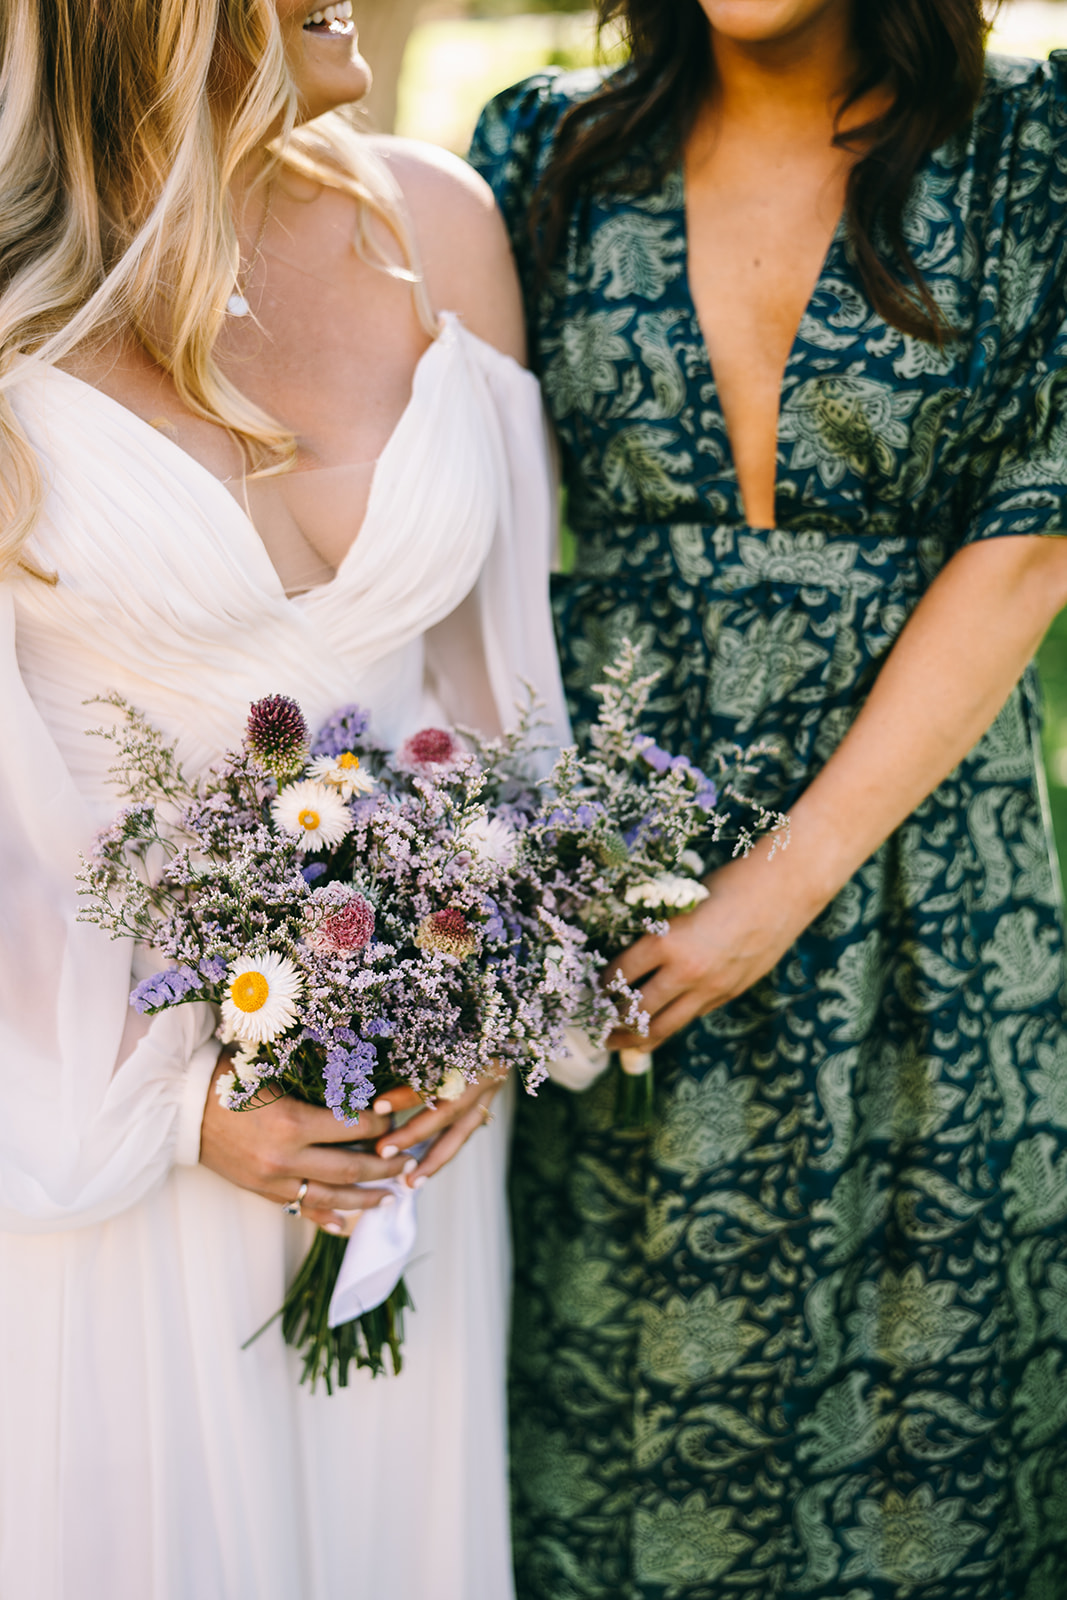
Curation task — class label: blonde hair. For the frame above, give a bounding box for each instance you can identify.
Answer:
[0,0,430,579]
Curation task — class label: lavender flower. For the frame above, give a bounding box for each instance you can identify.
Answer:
[131,966,200,1013]
[324,1039,378,1124]
[311,703,371,759]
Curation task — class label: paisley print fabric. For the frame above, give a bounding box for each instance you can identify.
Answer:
[472,54,1067,1600]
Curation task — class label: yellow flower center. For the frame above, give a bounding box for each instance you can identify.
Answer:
[230,971,270,1013]
[338,752,360,770]
[298,807,321,831]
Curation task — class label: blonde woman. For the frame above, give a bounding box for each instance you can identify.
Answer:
[0,4,568,1596]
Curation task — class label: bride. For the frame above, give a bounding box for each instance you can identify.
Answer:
[0,3,569,1596]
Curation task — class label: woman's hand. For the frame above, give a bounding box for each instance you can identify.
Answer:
[200,1055,419,1232]
[612,534,1067,1053]
[608,836,813,1050]
[372,1074,506,1182]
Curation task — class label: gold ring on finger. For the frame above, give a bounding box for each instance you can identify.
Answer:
[282,1178,309,1217]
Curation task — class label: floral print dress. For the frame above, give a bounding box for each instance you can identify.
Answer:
[472,54,1067,1600]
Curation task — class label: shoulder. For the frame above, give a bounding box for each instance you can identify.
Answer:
[370,135,525,364]
[971,50,1067,152]
[469,67,611,204]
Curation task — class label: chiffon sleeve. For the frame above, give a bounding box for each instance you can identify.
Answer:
[424,343,610,1092]
[424,340,572,764]
[0,586,220,1233]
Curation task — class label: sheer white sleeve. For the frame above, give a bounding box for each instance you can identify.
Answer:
[0,588,219,1233]
[424,345,610,1093]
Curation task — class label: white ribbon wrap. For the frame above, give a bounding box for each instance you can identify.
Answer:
[544,1027,612,1093]
[328,1178,420,1328]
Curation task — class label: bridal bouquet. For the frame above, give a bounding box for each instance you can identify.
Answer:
[517,645,788,1122]
[78,648,784,1389]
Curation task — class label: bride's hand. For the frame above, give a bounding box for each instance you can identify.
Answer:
[607,839,818,1051]
[372,1075,505,1182]
[199,1056,415,1231]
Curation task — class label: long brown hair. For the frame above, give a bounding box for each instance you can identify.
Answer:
[534,0,997,342]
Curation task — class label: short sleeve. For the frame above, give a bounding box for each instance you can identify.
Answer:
[469,70,602,305]
[961,53,1067,546]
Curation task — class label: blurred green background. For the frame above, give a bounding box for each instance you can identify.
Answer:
[360,0,1067,871]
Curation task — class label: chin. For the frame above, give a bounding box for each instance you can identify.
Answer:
[698,0,845,42]
[287,1,373,118]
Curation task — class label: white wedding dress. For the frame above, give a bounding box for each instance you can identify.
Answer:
[0,313,570,1600]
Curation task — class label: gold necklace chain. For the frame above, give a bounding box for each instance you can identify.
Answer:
[227,177,274,319]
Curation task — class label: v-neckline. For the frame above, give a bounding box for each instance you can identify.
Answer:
[42,316,461,605]
[677,155,847,532]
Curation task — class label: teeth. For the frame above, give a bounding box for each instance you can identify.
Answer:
[305,1,351,24]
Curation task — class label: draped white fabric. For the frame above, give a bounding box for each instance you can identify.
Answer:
[0,316,569,1600]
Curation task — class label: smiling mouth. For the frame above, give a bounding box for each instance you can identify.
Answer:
[303,1,354,36]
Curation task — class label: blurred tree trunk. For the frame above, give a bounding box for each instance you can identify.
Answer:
[352,0,426,132]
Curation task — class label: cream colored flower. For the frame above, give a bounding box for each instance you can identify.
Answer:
[214,1069,238,1107]
[220,951,304,1044]
[272,779,353,851]
[460,813,518,869]
[307,750,376,800]
[678,848,704,876]
[437,1067,468,1101]
[625,873,710,913]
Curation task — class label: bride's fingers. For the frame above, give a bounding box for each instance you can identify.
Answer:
[269,1176,398,1216]
[371,1086,423,1116]
[373,1079,488,1155]
[410,1097,496,1181]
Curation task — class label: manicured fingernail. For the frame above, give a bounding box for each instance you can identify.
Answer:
[402,1158,417,1175]
[380,1144,399,1158]
[378,1194,396,1208]
[412,1175,427,1189]
[324,1223,343,1235]
[374,1099,392,1114]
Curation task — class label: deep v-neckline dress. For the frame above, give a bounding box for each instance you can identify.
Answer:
[473,55,1067,1600]
[0,314,570,1600]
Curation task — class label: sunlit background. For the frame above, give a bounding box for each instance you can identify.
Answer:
[359,0,1067,872]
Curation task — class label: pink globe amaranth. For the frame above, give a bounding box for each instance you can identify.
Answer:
[415,907,477,959]
[308,894,376,955]
[398,727,458,768]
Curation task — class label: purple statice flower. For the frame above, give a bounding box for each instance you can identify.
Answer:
[199,954,228,983]
[324,1039,378,1123]
[301,862,328,885]
[311,703,371,759]
[483,896,506,942]
[245,694,309,780]
[130,965,200,1013]
[639,741,718,810]
[365,1017,395,1038]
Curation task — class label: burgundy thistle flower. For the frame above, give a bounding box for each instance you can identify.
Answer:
[398,727,458,771]
[306,892,376,956]
[415,907,477,959]
[245,695,309,781]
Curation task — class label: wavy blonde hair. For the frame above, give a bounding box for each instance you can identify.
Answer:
[0,0,429,579]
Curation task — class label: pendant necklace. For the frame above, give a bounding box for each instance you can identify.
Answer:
[227,178,274,319]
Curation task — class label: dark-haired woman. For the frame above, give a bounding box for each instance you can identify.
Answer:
[472,2,1067,1594]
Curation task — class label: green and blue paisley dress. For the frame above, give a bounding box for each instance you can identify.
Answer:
[472,55,1067,1600]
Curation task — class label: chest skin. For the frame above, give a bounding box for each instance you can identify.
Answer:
[683,101,859,530]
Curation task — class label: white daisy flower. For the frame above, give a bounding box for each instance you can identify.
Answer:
[307,750,376,800]
[460,812,517,869]
[272,779,353,851]
[220,951,304,1044]
[624,873,710,913]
